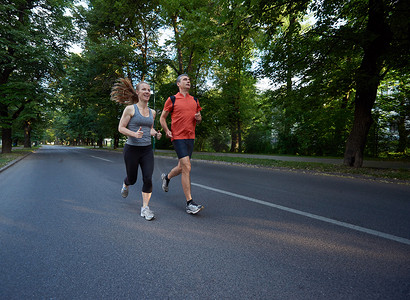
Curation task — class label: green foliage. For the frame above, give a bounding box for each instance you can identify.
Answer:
[0,0,75,152]
[254,0,409,163]
[54,47,124,145]
[365,71,410,156]
[1,0,408,162]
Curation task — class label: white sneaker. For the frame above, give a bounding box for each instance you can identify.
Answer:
[186,201,203,215]
[141,206,155,221]
[121,185,128,198]
[161,173,169,192]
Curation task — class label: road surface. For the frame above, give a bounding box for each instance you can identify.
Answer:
[1,145,409,299]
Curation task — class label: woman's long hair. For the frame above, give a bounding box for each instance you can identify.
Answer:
[110,78,138,105]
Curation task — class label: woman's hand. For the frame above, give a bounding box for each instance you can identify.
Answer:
[135,127,143,138]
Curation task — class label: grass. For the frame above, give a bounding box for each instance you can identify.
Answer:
[156,152,410,183]
[0,147,38,169]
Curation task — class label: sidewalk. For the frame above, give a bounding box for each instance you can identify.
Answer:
[155,150,410,170]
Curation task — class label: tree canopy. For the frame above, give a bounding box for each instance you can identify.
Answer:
[1,0,409,167]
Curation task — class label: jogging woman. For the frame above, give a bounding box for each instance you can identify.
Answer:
[111,78,161,220]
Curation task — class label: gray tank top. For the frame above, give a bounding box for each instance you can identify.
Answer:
[126,104,153,146]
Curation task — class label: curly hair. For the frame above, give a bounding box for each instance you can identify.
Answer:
[110,78,139,105]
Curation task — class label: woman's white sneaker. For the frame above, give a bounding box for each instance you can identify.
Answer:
[141,206,155,221]
[121,185,128,198]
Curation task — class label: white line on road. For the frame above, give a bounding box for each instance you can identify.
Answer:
[90,156,112,162]
[192,182,410,246]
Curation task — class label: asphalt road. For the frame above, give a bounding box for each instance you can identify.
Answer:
[1,145,409,299]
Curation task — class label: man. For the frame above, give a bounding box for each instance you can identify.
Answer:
[159,74,203,214]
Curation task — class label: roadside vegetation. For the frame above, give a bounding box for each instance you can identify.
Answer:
[156,152,410,183]
[0,148,38,169]
[2,1,409,171]
[2,147,408,183]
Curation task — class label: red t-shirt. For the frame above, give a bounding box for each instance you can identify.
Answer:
[164,92,202,141]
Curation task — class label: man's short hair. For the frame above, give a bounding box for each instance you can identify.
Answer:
[176,74,189,84]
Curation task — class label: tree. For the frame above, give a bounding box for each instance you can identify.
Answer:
[209,0,261,152]
[0,0,74,153]
[85,0,161,81]
[253,0,312,154]
[158,0,213,78]
[310,0,409,167]
[371,72,410,155]
[256,0,409,163]
[55,0,163,147]
[57,47,124,147]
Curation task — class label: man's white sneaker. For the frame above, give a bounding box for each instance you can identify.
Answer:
[161,173,169,192]
[186,201,203,215]
[141,206,155,221]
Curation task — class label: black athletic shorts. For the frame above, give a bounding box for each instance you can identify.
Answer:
[173,139,194,159]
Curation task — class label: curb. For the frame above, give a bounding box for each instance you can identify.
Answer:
[0,153,31,173]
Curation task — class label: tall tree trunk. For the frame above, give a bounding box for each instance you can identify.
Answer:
[24,121,32,148]
[396,81,408,152]
[1,127,12,154]
[141,22,148,81]
[229,92,241,152]
[343,0,392,167]
[172,15,183,74]
[230,129,237,152]
[333,91,351,155]
[282,15,295,154]
[237,117,242,152]
[0,86,12,153]
[397,94,407,153]
[114,134,119,149]
[396,114,406,153]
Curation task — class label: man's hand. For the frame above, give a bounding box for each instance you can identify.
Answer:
[166,130,173,139]
[155,131,162,140]
[195,112,202,123]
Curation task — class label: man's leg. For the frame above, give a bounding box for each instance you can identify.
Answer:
[177,156,203,214]
[168,161,182,179]
[165,157,192,200]
[162,160,182,192]
[178,156,192,201]
[161,139,203,214]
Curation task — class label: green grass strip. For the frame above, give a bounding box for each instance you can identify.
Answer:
[157,152,410,182]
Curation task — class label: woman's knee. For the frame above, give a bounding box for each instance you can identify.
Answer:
[142,177,153,193]
[124,176,137,186]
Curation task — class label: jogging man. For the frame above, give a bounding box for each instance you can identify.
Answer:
[159,74,203,214]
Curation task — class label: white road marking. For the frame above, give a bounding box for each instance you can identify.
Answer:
[192,182,410,246]
[90,156,112,162]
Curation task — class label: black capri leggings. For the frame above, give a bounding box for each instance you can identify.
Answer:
[123,144,154,193]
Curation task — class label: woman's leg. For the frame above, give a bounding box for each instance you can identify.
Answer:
[140,146,154,207]
[123,144,139,186]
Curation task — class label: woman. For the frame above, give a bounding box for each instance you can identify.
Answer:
[111,78,162,221]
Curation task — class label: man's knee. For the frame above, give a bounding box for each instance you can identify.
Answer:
[180,158,191,173]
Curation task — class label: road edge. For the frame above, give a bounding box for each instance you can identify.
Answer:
[0,153,32,173]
